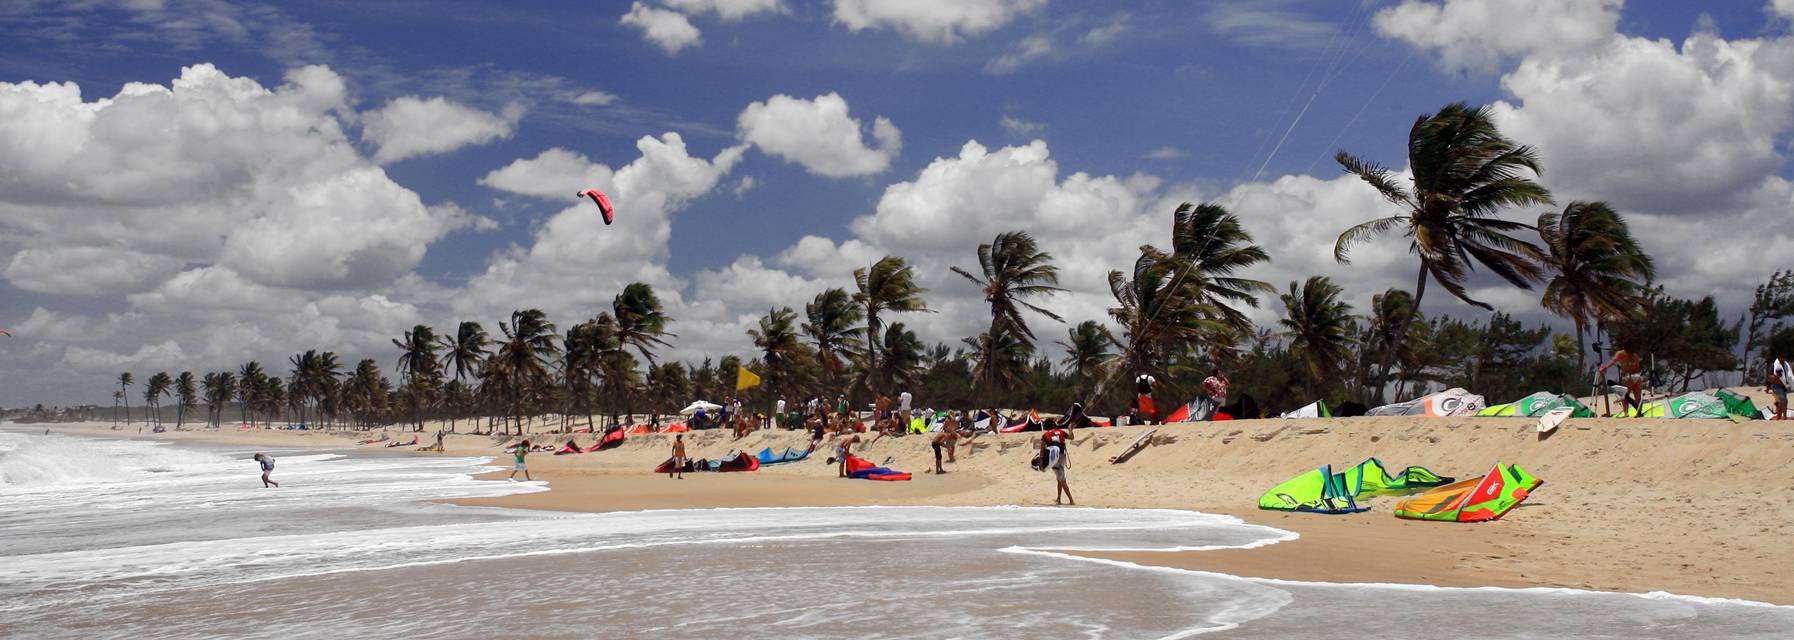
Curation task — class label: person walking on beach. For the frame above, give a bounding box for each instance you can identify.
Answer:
[432,429,446,453]
[253,453,278,488]
[931,412,961,473]
[1767,352,1790,420]
[670,434,686,479]
[1599,344,1646,416]
[1041,427,1073,505]
[507,439,532,481]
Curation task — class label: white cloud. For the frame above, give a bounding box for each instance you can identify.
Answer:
[831,0,1045,43]
[999,115,1045,136]
[458,133,748,322]
[662,0,786,21]
[987,33,1056,73]
[1207,5,1340,49]
[567,90,619,106]
[480,148,617,200]
[1080,13,1130,45]
[733,175,757,198]
[1374,0,1623,74]
[5,247,185,297]
[1775,0,1794,20]
[1144,146,1184,160]
[737,92,902,177]
[621,2,703,55]
[361,96,521,164]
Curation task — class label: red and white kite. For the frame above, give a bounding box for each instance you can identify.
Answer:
[578,189,615,225]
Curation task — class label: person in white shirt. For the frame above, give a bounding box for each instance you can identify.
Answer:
[1768,353,1790,420]
[898,390,913,424]
[775,398,787,429]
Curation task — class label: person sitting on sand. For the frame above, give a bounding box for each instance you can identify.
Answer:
[507,440,532,481]
[835,433,861,478]
[1202,369,1229,407]
[808,420,826,453]
[670,434,686,479]
[1768,351,1790,420]
[1040,427,1073,505]
[1599,344,1646,416]
[253,453,278,488]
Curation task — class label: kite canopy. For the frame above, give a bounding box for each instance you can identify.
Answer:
[1394,462,1542,522]
[1477,392,1594,418]
[755,447,811,465]
[577,188,615,225]
[1633,392,1731,419]
[1164,397,1220,423]
[1259,458,1453,514]
[0,327,11,337]
[1366,388,1486,417]
[1279,400,1331,419]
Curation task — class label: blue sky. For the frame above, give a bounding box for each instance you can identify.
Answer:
[2,0,1792,406]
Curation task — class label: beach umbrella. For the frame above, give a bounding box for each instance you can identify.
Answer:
[679,400,723,416]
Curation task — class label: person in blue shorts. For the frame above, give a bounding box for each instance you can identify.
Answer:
[253,453,278,488]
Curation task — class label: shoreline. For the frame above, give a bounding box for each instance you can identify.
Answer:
[15,416,1792,605]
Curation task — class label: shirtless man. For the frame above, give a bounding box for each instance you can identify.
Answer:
[669,434,686,480]
[1599,345,1646,416]
[931,412,961,473]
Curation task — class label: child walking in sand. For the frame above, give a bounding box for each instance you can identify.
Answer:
[253,453,278,488]
[670,434,686,479]
[507,440,532,481]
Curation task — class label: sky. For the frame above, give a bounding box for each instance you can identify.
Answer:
[1,0,1791,407]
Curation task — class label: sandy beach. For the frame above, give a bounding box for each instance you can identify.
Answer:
[37,404,1794,606]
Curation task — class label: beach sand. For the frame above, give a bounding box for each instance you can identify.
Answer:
[35,406,1794,605]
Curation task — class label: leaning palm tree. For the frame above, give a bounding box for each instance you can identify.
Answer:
[117,372,134,426]
[143,372,172,427]
[1106,250,1217,395]
[1334,102,1553,400]
[1279,277,1356,400]
[951,230,1066,346]
[749,307,802,401]
[878,322,926,393]
[1166,203,1274,332]
[174,372,197,429]
[560,320,603,431]
[803,288,865,377]
[1057,320,1117,385]
[392,325,441,431]
[439,321,491,383]
[1536,201,1655,372]
[853,256,930,393]
[613,282,676,366]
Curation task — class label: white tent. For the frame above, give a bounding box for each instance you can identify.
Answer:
[679,401,723,416]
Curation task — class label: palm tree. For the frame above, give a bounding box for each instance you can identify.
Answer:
[203,371,237,427]
[1357,288,1420,400]
[1279,277,1356,400]
[392,325,441,431]
[853,256,930,393]
[803,288,864,378]
[646,362,690,415]
[344,359,387,429]
[1334,102,1553,401]
[1166,203,1274,332]
[561,320,604,430]
[965,326,1034,397]
[1057,320,1116,385]
[1107,250,1217,395]
[1537,201,1655,372]
[749,307,802,402]
[440,321,491,383]
[613,282,675,366]
[238,362,265,426]
[879,322,926,393]
[117,372,134,426]
[174,372,197,429]
[952,231,1066,344]
[143,372,172,427]
[491,309,559,434]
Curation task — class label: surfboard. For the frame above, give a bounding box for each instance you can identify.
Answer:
[1109,429,1158,464]
[1536,407,1572,437]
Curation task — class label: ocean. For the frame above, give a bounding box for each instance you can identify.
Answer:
[2,427,1789,639]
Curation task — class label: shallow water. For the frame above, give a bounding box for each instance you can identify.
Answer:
[2,427,1789,639]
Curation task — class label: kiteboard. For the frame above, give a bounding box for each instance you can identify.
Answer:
[1535,407,1572,439]
[1109,429,1158,465]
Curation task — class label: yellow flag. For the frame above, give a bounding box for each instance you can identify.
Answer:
[735,366,762,391]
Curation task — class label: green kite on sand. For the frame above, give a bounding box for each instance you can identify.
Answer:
[1476,392,1594,418]
[1258,458,1453,514]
